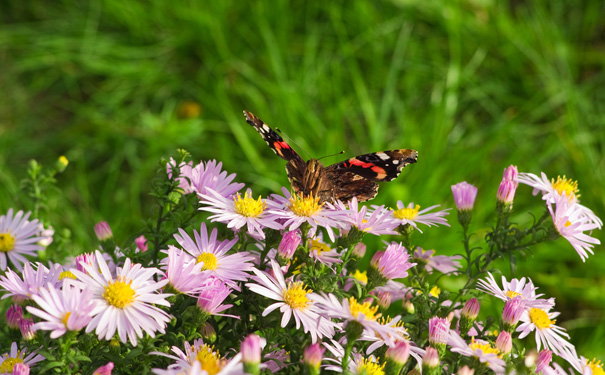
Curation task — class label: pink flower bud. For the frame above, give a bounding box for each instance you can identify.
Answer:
[536,350,552,373]
[457,365,474,375]
[451,182,478,211]
[386,340,410,365]
[428,316,451,346]
[495,331,512,355]
[93,363,114,375]
[502,296,525,328]
[423,346,440,368]
[94,221,113,241]
[7,304,23,329]
[134,235,148,252]
[303,343,325,369]
[278,231,300,260]
[19,317,35,340]
[241,334,261,364]
[461,298,480,320]
[13,363,30,375]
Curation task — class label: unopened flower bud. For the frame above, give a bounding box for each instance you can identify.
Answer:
[304,343,325,375]
[378,291,392,309]
[422,347,440,375]
[352,242,366,258]
[94,221,113,241]
[457,365,474,375]
[13,363,30,375]
[495,331,512,355]
[19,317,35,340]
[502,297,525,332]
[428,317,450,356]
[7,305,23,329]
[451,182,478,228]
[241,334,261,373]
[278,231,300,261]
[536,350,552,374]
[134,235,148,252]
[386,340,410,365]
[459,298,480,335]
[56,155,69,172]
[93,363,114,375]
[200,321,216,342]
[525,350,538,368]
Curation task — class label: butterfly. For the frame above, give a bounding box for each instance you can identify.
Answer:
[244,110,418,203]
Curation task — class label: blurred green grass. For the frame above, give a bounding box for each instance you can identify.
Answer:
[1,0,604,358]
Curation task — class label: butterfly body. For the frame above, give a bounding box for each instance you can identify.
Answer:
[244,110,417,203]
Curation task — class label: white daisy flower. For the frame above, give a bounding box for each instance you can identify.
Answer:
[517,307,576,358]
[71,251,172,346]
[476,272,554,309]
[245,259,335,343]
[0,261,62,303]
[390,201,450,232]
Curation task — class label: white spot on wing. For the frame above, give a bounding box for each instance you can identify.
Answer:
[376,152,389,160]
[392,159,400,164]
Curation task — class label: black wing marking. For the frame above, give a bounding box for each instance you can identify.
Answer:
[327,149,418,182]
[243,110,305,164]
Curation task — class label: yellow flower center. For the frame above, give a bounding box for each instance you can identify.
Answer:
[429,285,441,297]
[0,232,16,252]
[59,271,76,280]
[62,312,72,326]
[283,281,310,310]
[195,344,225,375]
[469,338,500,355]
[196,253,218,271]
[288,194,322,217]
[0,356,23,372]
[310,239,330,255]
[233,192,266,217]
[103,277,136,309]
[505,291,521,299]
[529,308,555,329]
[588,359,604,375]
[351,270,368,285]
[551,175,579,200]
[349,297,380,321]
[357,357,386,375]
[392,205,420,220]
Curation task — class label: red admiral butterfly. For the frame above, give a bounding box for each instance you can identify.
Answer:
[244,110,418,203]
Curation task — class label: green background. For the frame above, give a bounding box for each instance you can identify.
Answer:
[1,0,603,360]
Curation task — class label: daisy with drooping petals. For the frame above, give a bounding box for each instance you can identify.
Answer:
[0,208,51,271]
[0,342,45,372]
[413,248,462,274]
[517,307,576,359]
[476,272,554,309]
[199,188,283,239]
[518,172,602,228]
[245,260,335,343]
[548,193,601,262]
[390,201,450,232]
[26,279,95,338]
[335,198,399,235]
[71,251,172,346]
[448,330,506,374]
[161,246,209,295]
[267,187,350,242]
[0,261,62,303]
[174,223,255,288]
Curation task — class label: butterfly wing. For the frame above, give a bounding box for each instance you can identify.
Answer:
[323,169,379,202]
[326,149,418,182]
[243,110,305,164]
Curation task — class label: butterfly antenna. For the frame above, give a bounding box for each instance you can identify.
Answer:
[275,127,313,159]
[318,150,346,161]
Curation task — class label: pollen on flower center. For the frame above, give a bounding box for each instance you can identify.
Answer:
[551,175,579,200]
[233,192,266,217]
[0,357,23,373]
[588,358,604,375]
[288,194,322,217]
[529,308,555,329]
[283,281,310,309]
[195,344,225,375]
[469,338,500,355]
[197,252,218,271]
[103,278,136,309]
[357,357,386,375]
[0,232,16,252]
[505,291,522,299]
[349,297,380,321]
[393,205,420,220]
[310,239,330,255]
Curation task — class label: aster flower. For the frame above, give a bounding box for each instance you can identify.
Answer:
[413,247,462,274]
[369,242,416,283]
[174,223,255,288]
[135,235,148,253]
[429,316,451,349]
[451,182,478,211]
[448,330,506,374]
[161,246,208,295]
[0,262,62,303]
[0,208,49,271]
[199,188,283,239]
[167,158,195,194]
[390,201,450,232]
[323,341,386,375]
[310,293,404,345]
[93,362,115,375]
[277,230,301,261]
[476,272,554,309]
[264,345,291,373]
[153,338,243,375]
[0,342,44,372]
[189,159,245,198]
[497,165,518,211]
[518,172,602,227]
[266,187,350,242]
[26,279,95,338]
[548,193,601,262]
[308,236,342,268]
[336,198,399,235]
[197,277,236,318]
[245,260,335,343]
[71,251,172,346]
[517,307,576,358]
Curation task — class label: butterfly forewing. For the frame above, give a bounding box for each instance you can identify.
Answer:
[243,110,304,164]
[326,150,418,182]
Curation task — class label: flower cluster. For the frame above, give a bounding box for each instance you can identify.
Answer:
[0,157,601,375]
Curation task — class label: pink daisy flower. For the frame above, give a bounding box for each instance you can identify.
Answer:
[174,223,255,288]
[26,279,95,338]
[200,188,283,239]
[0,262,62,303]
[266,187,350,242]
[390,201,450,232]
[0,342,44,372]
[245,260,335,343]
[153,338,243,375]
[335,198,399,235]
[308,236,342,269]
[448,330,506,374]
[161,246,208,295]
[197,277,236,318]
[71,251,172,346]
[548,193,601,262]
[0,208,51,271]
[188,159,245,198]
[517,307,576,358]
[370,242,416,281]
[413,248,462,274]
[476,272,554,309]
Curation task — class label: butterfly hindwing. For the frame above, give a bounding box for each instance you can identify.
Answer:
[326,150,418,182]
